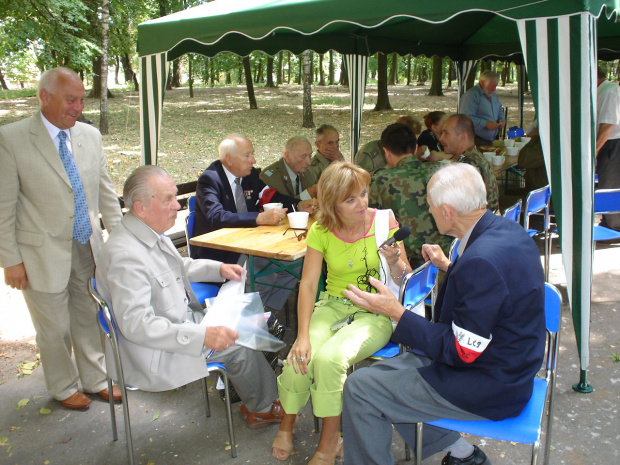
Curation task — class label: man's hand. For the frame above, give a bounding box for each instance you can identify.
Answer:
[485,120,501,131]
[306,184,318,198]
[298,199,317,214]
[4,263,28,290]
[219,263,243,281]
[342,277,406,321]
[322,146,344,162]
[204,326,238,351]
[257,207,287,225]
[421,244,451,272]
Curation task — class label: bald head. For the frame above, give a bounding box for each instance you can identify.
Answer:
[219,135,256,178]
[38,67,85,130]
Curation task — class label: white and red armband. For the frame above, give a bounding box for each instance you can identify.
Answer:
[452,322,491,363]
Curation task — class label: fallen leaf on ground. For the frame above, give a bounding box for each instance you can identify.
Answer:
[152,412,159,421]
[39,408,51,415]
[16,399,29,409]
[0,437,8,444]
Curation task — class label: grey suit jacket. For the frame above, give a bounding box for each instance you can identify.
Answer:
[259,157,313,197]
[0,112,122,293]
[95,213,226,392]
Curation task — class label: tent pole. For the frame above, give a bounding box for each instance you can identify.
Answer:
[572,370,593,393]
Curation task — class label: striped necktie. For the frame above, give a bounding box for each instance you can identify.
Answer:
[57,131,92,244]
[234,177,248,213]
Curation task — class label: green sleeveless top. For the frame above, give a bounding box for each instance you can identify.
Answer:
[305,209,397,296]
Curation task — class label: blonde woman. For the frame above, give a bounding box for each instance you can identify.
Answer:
[272,162,411,464]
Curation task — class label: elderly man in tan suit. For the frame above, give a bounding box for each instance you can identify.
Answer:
[0,67,122,409]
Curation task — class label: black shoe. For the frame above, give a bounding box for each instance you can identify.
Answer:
[442,446,491,465]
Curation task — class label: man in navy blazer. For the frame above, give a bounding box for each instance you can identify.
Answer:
[192,135,314,312]
[342,163,545,465]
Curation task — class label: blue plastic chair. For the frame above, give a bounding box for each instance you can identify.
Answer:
[88,278,236,464]
[523,185,552,280]
[593,188,620,242]
[503,199,522,223]
[185,196,221,303]
[415,283,562,465]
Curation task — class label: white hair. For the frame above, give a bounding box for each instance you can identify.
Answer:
[123,165,170,211]
[428,163,487,214]
[285,135,311,152]
[479,70,499,84]
[218,134,245,161]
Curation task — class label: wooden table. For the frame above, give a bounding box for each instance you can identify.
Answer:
[190,217,316,297]
[190,217,315,261]
[492,155,519,174]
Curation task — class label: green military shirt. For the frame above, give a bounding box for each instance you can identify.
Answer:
[458,146,499,213]
[355,140,387,173]
[259,157,312,198]
[369,155,452,266]
[517,135,548,192]
[304,150,331,186]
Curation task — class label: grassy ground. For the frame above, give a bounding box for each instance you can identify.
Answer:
[0,82,535,192]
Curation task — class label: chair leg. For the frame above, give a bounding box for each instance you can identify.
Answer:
[314,415,321,434]
[202,377,211,418]
[118,381,134,465]
[106,377,118,442]
[415,422,423,464]
[220,371,237,458]
[544,230,550,282]
[405,441,412,461]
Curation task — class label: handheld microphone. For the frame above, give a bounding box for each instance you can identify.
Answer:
[379,226,411,248]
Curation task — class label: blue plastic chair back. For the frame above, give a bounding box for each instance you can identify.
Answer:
[449,239,460,262]
[594,188,620,215]
[502,199,522,223]
[186,196,197,255]
[399,261,438,309]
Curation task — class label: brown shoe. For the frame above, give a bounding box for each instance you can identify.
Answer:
[58,391,91,410]
[246,400,284,429]
[240,404,249,420]
[95,386,122,402]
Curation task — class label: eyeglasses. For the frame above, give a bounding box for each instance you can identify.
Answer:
[283,228,308,241]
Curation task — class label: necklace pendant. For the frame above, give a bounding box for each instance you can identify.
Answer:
[348,260,353,268]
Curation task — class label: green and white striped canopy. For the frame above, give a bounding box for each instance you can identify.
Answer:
[137,0,620,390]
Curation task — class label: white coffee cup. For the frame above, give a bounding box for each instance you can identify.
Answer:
[514,141,526,149]
[492,155,505,166]
[263,202,283,211]
[504,139,515,147]
[506,147,519,156]
[519,136,532,144]
[288,211,309,229]
[483,152,495,163]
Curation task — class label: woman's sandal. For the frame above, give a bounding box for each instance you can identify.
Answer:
[272,416,299,461]
[308,437,343,465]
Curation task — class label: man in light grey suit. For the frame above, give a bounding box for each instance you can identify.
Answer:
[0,67,123,410]
[259,135,318,199]
[95,166,284,429]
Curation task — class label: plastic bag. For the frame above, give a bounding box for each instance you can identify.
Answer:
[201,267,285,353]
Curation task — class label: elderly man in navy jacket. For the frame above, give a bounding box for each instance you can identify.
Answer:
[192,135,314,313]
[342,163,545,465]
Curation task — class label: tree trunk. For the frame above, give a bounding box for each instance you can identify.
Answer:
[296,55,302,84]
[465,62,478,91]
[406,55,412,86]
[226,72,232,85]
[88,56,114,99]
[374,53,392,111]
[121,53,138,91]
[254,56,262,83]
[114,56,120,85]
[500,61,508,86]
[171,60,181,87]
[302,51,315,128]
[328,50,335,85]
[388,53,398,85]
[188,56,194,98]
[243,56,258,109]
[266,56,276,87]
[276,51,284,85]
[99,0,110,135]
[0,69,8,90]
[319,53,325,86]
[428,55,444,96]
[339,57,349,86]
[287,52,291,83]
[448,60,455,87]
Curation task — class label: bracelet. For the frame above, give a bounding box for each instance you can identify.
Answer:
[390,260,407,281]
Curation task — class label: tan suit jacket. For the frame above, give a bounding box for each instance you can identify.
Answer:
[0,113,121,293]
[259,157,313,197]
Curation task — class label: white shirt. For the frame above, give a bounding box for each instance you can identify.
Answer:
[40,112,73,155]
[283,160,311,200]
[597,80,620,141]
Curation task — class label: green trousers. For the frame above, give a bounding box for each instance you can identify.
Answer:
[277,297,393,418]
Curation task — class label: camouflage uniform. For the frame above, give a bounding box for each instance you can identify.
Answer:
[355,140,387,173]
[304,150,331,186]
[369,156,452,266]
[458,146,499,212]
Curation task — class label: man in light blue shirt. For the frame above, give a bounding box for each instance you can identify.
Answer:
[460,70,505,145]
